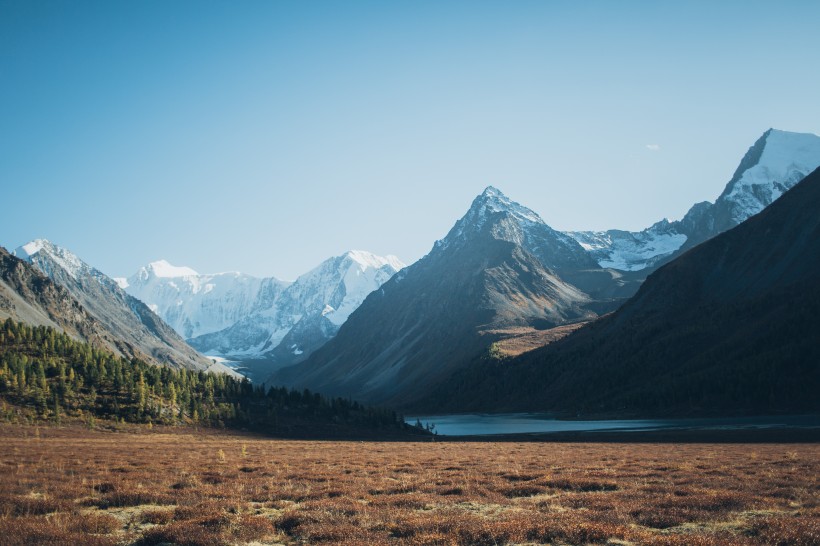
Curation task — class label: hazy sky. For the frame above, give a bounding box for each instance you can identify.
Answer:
[2,1,819,279]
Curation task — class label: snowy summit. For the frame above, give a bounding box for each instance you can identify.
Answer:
[13,239,88,280]
[141,260,199,279]
[568,128,820,271]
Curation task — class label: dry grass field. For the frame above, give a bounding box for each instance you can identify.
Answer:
[0,425,817,546]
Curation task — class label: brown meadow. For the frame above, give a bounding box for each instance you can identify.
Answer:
[0,424,817,545]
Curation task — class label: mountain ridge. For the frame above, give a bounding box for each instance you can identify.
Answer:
[122,260,290,340]
[1,246,128,354]
[568,129,820,271]
[274,187,602,405]
[12,239,232,374]
[421,165,820,416]
[173,250,406,378]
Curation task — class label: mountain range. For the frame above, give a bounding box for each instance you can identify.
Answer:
[115,261,289,341]
[272,186,607,404]
[424,164,820,416]
[5,237,404,382]
[3,242,231,374]
[4,127,819,417]
[273,128,820,408]
[118,251,404,378]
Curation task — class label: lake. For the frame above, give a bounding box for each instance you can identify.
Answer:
[404,413,820,436]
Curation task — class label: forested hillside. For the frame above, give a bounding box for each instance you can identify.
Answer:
[0,319,416,438]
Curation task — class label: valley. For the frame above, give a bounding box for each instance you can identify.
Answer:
[6,129,820,413]
[4,3,820,545]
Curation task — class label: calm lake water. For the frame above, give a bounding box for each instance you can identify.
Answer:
[404,413,820,436]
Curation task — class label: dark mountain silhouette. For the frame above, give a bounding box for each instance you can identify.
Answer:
[422,167,820,416]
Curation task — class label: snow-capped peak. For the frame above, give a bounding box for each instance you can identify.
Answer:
[13,239,86,280]
[343,250,406,272]
[436,186,548,250]
[122,261,288,339]
[182,249,405,360]
[481,185,504,198]
[567,128,820,272]
[720,129,820,223]
[145,260,199,278]
[433,186,597,271]
[16,239,46,258]
[120,249,402,348]
[473,186,544,225]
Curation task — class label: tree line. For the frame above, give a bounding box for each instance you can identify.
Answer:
[0,318,413,436]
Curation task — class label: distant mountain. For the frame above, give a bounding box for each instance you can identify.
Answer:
[275,187,604,405]
[119,260,289,340]
[186,251,404,372]
[426,166,820,416]
[569,129,820,271]
[12,240,232,374]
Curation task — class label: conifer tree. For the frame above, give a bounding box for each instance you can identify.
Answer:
[136,371,147,413]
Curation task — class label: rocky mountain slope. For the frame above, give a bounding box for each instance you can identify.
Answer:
[274,187,605,405]
[0,247,124,352]
[12,240,231,374]
[426,166,820,416]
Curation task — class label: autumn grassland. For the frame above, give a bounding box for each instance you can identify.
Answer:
[0,425,818,545]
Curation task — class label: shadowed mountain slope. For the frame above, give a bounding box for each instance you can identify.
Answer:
[423,167,820,416]
[274,187,603,405]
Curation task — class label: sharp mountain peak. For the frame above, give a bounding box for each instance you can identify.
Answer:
[455,186,547,236]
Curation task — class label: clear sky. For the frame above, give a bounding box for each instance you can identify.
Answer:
[2,1,819,280]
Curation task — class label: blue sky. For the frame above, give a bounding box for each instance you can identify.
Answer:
[2,1,819,279]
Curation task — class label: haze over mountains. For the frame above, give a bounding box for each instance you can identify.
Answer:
[3,128,819,417]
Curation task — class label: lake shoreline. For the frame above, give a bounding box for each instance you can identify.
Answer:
[431,426,820,443]
[405,413,820,442]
